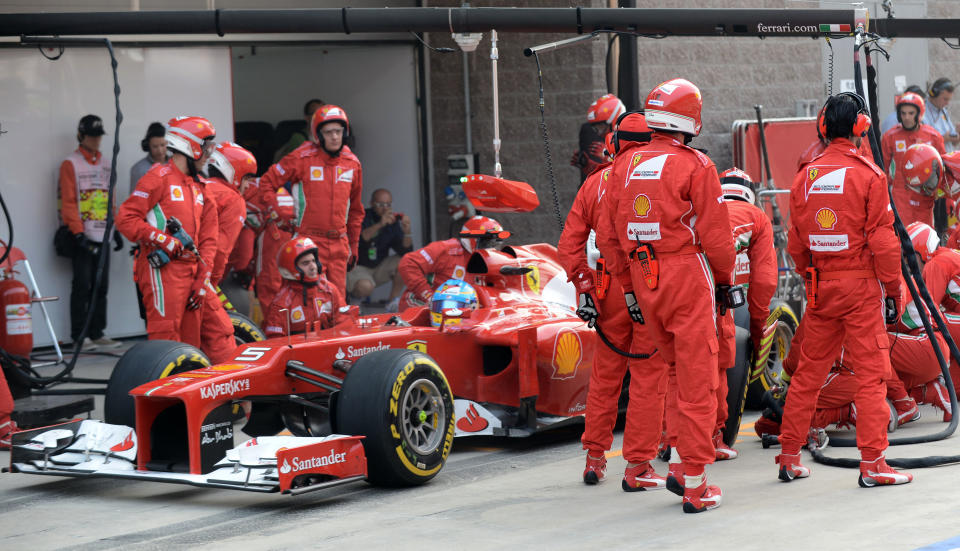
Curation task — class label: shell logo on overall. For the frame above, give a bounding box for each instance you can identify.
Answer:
[633,194,652,217]
[816,207,838,230]
[551,328,582,380]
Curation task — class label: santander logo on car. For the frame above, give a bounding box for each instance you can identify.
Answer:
[279,449,348,474]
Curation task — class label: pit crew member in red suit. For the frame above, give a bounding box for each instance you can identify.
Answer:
[264,237,346,337]
[940,153,960,248]
[194,142,257,363]
[397,216,508,310]
[881,92,947,226]
[597,79,735,513]
[0,369,13,449]
[258,105,363,295]
[779,92,911,487]
[571,94,626,183]
[117,116,218,346]
[712,168,777,460]
[558,113,670,490]
[797,128,875,169]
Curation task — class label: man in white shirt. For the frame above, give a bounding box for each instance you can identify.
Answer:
[923,78,960,153]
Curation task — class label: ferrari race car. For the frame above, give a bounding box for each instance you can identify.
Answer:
[6,175,760,496]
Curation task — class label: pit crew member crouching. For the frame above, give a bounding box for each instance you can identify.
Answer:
[263,236,347,338]
[397,216,508,310]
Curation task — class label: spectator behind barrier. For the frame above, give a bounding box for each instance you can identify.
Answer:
[347,188,413,312]
[129,122,168,195]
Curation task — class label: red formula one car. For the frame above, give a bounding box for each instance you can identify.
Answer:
[8,176,751,495]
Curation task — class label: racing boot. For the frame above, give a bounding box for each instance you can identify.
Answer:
[858,457,913,488]
[910,377,953,422]
[713,430,738,460]
[582,452,607,485]
[665,462,684,496]
[681,472,722,513]
[891,397,920,427]
[622,461,666,492]
[776,452,810,482]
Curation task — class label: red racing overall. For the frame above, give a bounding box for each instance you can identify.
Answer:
[598,133,735,476]
[397,238,472,309]
[259,142,364,294]
[117,161,218,346]
[557,164,665,464]
[881,124,946,226]
[263,276,346,337]
[782,137,902,461]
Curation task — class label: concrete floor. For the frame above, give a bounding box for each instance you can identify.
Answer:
[3,342,960,550]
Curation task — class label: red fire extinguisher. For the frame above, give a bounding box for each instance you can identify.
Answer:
[0,272,32,357]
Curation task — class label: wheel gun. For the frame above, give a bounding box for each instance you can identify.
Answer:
[147,216,198,268]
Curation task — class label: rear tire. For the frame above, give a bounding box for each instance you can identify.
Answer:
[336,349,455,487]
[745,302,799,409]
[105,340,210,427]
[229,311,266,345]
[722,326,751,447]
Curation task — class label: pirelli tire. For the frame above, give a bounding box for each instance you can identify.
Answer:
[745,301,800,409]
[105,340,211,428]
[336,349,455,487]
[229,311,266,345]
[722,325,751,447]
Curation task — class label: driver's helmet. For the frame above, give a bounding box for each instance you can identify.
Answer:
[430,278,478,327]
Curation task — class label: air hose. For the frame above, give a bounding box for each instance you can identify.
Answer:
[594,321,655,359]
[807,30,960,468]
[12,37,124,388]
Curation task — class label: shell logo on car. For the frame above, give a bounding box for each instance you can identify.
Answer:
[551,328,582,380]
[816,207,838,230]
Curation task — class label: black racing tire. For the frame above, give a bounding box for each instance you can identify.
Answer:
[105,340,210,428]
[219,273,252,317]
[722,326,751,447]
[229,311,266,345]
[335,349,455,487]
[745,302,800,409]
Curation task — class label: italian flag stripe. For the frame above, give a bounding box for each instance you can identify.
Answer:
[819,24,851,32]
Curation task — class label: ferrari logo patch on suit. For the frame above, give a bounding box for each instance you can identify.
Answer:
[310,166,324,181]
[336,167,354,182]
[815,207,838,230]
[633,194,652,217]
[551,329,582,380]
[807,167,819,181]
[806,168,846,198]
[170,185,184,201]
[630,154,669,181]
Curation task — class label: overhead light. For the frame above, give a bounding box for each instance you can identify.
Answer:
[453,32,482,52]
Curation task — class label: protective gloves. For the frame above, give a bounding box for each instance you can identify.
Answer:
[576,293,600,328]
[187,270,211,311]
[112,229,123,252]
[148,230,184,257]
[75,233,100,255]
[624,291,645,324]
[884,295,900,325]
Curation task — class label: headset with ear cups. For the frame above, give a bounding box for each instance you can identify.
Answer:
[817,92,871,138]
[611,110,651,153]
[929,78,954,98]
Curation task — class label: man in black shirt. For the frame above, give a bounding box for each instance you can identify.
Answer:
[348,188,413,311]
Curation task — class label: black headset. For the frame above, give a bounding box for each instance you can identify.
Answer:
[930,78,954,98]
[612,110,651,154]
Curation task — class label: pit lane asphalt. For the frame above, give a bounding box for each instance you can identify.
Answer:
[3,341,960,551]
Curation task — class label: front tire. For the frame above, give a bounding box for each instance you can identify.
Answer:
[745,302,799,409]
[336,349,455,487]
[229,310,266,345]
[105,340,210,427]
[722,326,751,446]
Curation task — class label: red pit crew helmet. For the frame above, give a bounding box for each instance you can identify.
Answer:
[644,78,702,136]
[208,142,257,188]
[942,151,960,197]
[278,236,321,283]
[907,222,939,262]
[586,93,626,125]
[166,116,216,161]
[903,143,944,197]
[719,167,757,205]
[310,104,350,144]
[896,92,926,126]
[459,215,509,254]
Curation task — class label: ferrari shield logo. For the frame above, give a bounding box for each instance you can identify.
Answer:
[406,340,428,353]
[525,265,541,294]
[807,167,819,181]
[632,152,643,167]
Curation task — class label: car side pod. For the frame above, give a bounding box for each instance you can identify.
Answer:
[6,419,368,495]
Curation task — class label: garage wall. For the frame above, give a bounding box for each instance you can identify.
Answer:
[0,46,234,346]
[231,44,424,248]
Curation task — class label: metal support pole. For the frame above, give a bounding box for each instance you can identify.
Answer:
[617,0,639,111]
[490,29,501,178]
